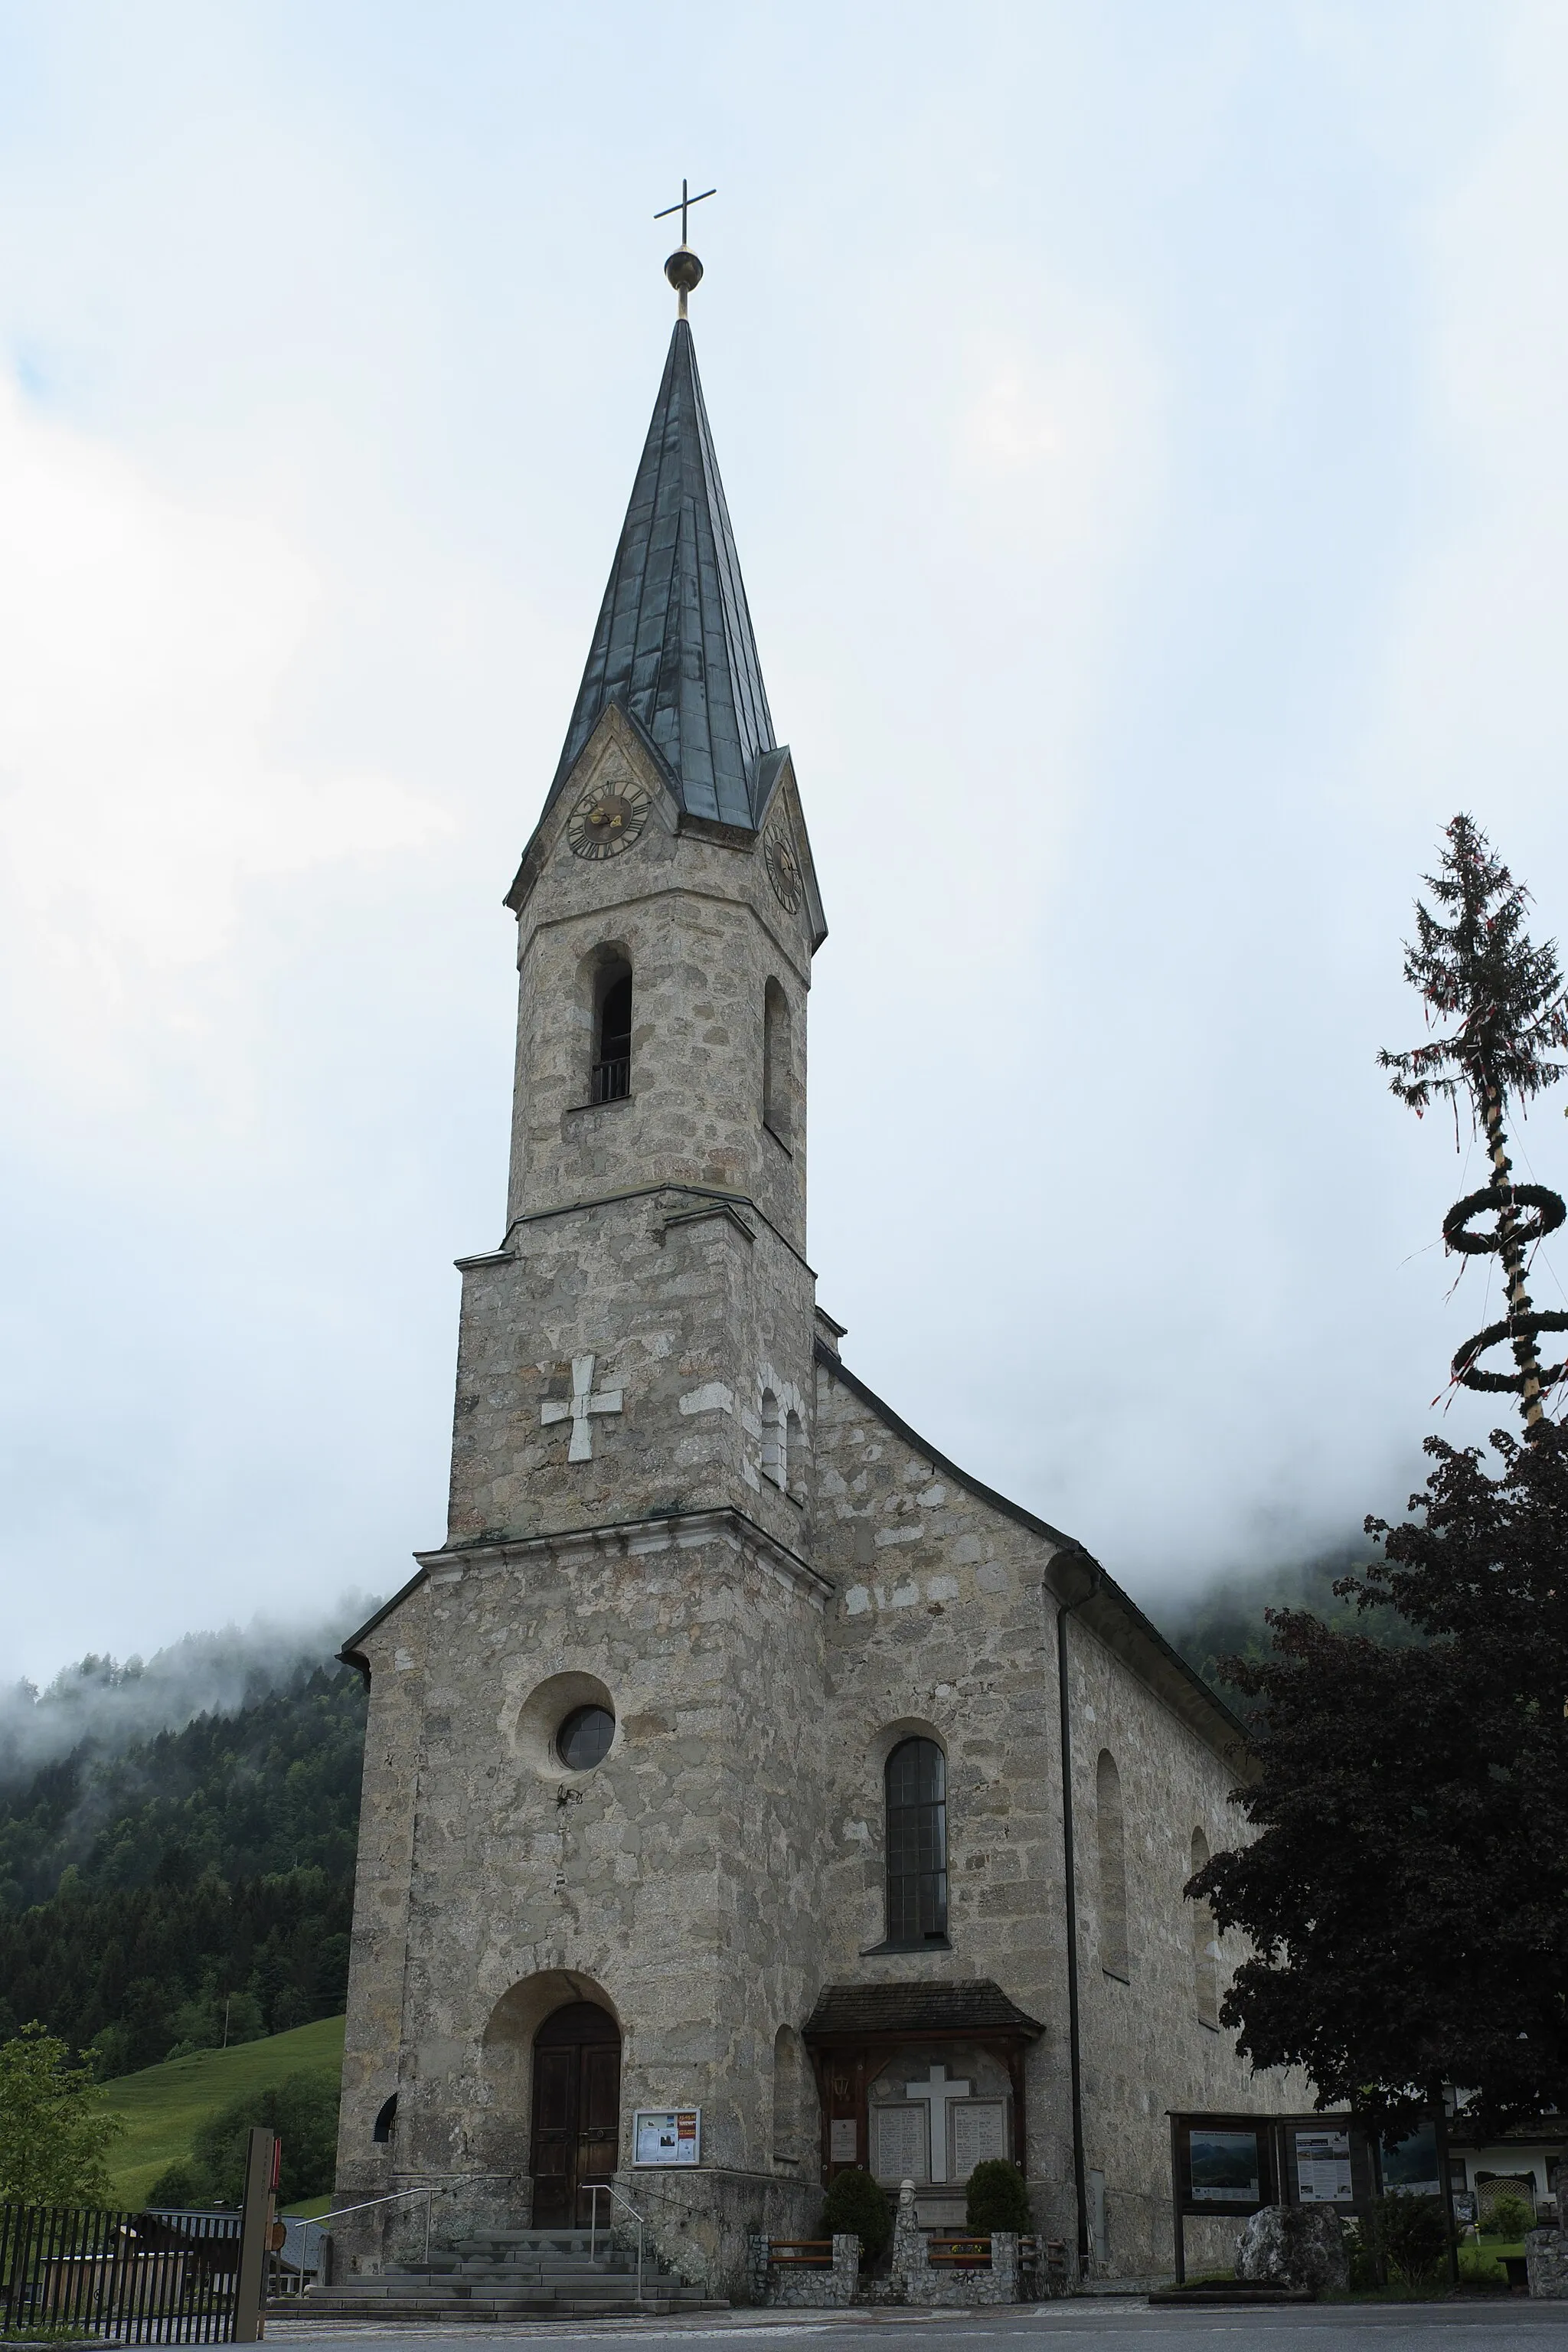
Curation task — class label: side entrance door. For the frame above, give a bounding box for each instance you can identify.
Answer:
[530,2001,622,2226]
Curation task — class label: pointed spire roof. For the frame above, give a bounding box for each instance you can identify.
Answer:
[546,318,777,830]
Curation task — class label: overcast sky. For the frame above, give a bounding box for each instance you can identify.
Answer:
[3,2,1568,1684]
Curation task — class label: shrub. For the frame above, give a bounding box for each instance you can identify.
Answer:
[820,2167,892,2259]
[192,2070,340,2207]
[1364,2192,1448,2287]
[1483,2194,1533,2240]
[965,2159,1031,2233]
[147,2159,214,2210]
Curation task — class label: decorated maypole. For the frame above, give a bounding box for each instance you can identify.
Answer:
[1380,814,1568,1433]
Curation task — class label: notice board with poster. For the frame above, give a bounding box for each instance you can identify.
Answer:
[632,2109,702,2167]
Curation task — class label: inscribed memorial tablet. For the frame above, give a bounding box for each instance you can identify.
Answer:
[874,2103,927,2183]
[951,2101,1006,2179]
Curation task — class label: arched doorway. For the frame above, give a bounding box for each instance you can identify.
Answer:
[530,2001,622,2225]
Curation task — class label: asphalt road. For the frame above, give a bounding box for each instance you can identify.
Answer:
[263,2298,1568,2350]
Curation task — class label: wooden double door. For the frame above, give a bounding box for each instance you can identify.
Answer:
[530,2001,622,2227]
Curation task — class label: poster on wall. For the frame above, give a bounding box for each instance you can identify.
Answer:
[633,2109,702,2167]
[1189,2128,1262,2205]
[1295,2128,1354,2203]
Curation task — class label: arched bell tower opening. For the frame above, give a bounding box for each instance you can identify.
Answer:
[592,956,632,1105]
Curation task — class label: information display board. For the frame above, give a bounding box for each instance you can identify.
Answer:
[1294,2126,1354,2203]
[632,2109,701,2167]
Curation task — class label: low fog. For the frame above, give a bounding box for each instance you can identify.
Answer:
[0,1603,377,1781]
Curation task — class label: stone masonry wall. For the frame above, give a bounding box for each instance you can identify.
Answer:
[446,1195,816,1562]
[505,714,812,1256]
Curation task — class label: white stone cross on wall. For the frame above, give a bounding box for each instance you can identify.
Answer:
[903,2064,972,2184]
[541,1354,623,1462]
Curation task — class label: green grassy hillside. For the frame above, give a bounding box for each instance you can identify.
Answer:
[92,2013,345,2210]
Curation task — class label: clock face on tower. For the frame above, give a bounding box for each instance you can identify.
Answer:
[765,825,802,913]
[567,774,652,860]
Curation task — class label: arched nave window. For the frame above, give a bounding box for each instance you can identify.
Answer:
[885,1736,948,1946]
[1191,1828,1220,2028]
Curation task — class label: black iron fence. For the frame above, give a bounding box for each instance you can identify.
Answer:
[0,2204,243,2343]
[591,1055,630,1104]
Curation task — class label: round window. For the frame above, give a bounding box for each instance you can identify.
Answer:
[557,1704,615,1772]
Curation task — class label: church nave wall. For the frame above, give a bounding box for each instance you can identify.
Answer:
[1067,1615,1306,2275]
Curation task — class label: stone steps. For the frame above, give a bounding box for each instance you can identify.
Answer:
[292,2233,726,2324]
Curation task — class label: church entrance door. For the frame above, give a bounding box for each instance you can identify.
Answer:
[530,2001,621,2226]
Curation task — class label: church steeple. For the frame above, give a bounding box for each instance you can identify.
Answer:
[544,316,777,830]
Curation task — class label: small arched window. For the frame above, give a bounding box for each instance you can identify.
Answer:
[763,978,792,1144]
[885,1736,948,1946]
[1191,1828,1219,2027]
[761,1390,783,1486]
[593,965,632,1103]
[373,2092,398,2145]
[1096,1749,1129,1981]
[785,1408,804,1498]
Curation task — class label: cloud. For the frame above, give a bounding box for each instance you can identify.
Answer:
[0,370,448,1095]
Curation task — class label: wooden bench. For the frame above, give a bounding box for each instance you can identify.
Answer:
[768,2241,835,2269]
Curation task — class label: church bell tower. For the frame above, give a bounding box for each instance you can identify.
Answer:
[450,248,828,1549]
[336,233,838,2256]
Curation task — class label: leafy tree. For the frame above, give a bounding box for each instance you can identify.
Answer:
[0,2022,126,2206]
[820,2167,892,2259]
[964,2158,1030,2233]
[1193,1420,1568,2139]
[191,2071,340,2207]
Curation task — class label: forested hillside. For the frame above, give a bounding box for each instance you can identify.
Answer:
[0,1642,367,2077]
[1158,1537,1427,1713]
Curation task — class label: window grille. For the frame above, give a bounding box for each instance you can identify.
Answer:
[885,1736,948,1945]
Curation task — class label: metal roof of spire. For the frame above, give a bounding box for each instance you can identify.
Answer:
[544,303,777,831]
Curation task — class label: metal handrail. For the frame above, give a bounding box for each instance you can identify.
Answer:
[586,2182,646,2302]
[321,2176,514,2283]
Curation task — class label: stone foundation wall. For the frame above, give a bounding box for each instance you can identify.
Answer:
[1527,2225,1568,2298]
[620,2167,822,2301]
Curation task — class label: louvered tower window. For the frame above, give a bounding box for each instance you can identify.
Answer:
[885,1736,949,1945]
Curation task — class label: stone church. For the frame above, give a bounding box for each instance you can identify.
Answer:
[333,250,1287,2295]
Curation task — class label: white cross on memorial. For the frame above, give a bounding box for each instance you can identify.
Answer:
[903,2064,972,2184]
[541,1354,623,1462]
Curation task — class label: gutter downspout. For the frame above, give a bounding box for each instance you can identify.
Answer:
[1054,1551,1102,2282]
